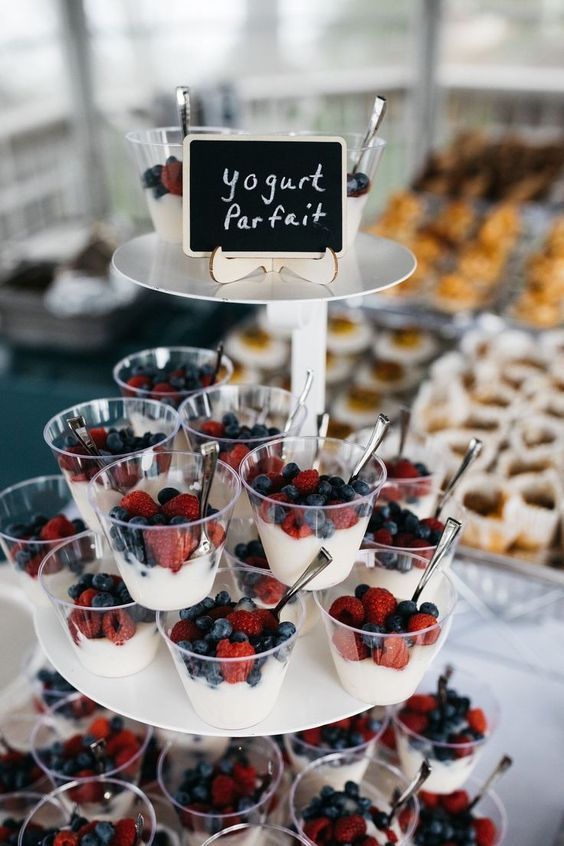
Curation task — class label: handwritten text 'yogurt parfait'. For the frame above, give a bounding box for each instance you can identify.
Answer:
[221,165,328,231]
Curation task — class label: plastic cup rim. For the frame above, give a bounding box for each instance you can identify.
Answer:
[287,708,389,756]
[201,822,311,845]
[0,474,77,545]
[112,346,234,398]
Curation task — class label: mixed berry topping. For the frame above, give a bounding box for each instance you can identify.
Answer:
[123,359,217,401]
[3,515,85,577]
[398,689,488,757]
[57,427,167,481]
[34,666,77,708]
[108,489,224,571]
[0,747,42,794]
[233,539,268,569]
[415,790,497,846]
[295,713,383,753]
[143,155,182,198]
[347,172,371,198]
[20,812,139,846]
[385,458,430,480]
[172,744,270,818]
[329,586,440,668]
[301,780,409,846]
[250,461,372,539]
[170,591,296,686]
[66,572,154,645]
[365,502,445,552]
[37,714,143,783]
[197,412,282,470]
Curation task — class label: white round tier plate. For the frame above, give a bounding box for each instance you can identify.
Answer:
[0,568,36,713]
[35,607,370,736]
[112,233,416,304]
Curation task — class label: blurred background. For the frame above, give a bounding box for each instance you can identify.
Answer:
[1,0,564,484]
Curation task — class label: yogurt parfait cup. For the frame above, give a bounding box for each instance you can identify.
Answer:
[157,566,305,730]
[157,737,283,845]
[202,824,311,846]
[23,648,80,714]
[30,697,152,791]
[240,437,386,589]
[315,562,457,706]
[415,779,507,845]
[393,668,500,794]
[290,753,419,846]
[44,399,181,529]
[113,346,234,409]
[0,475,87,607]
[0,714,50,796]
[89,451,241,611]
[17,778,157,843]
[284,708,389,782]
[39,531,160,678]
[126,127,243,244]
[0,792,48,846]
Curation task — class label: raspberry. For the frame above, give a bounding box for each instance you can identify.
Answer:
[208,604,234,621]
[39,515,77,541]
[303,818,334,845]
[375,636,409,669]
[361,839,379,846]
[266,473,285,492]
[451,733,474,757]
[332,508,359,530]
[255,608,278,632]
[406,694,437,713]
[332,628,369,661]
[253,576,285,606]
[76,588,98,607]
[420,790,441,808]
[126,375,151,391]
[111,818,138,846]
[362,587,397,626]
[200,420,225,437]
[408,538,431,549]
[232,761,257,796]
[227,610,264,638]
[89,427,108,448]
[63,734,85,756]
[441,790,469,814]
[328,595,365,627]
[334,815,367,843]
[161,159,183,196]
[216,638,255,683]
[68,609,102,641]
[467,707,487,734]
[208,521,226,548]
[152,382,175,395]
[106,729,139,756]
[372,528,393,545]
[385,831,398,845]
[162,493,200,521]
[89,717,111,739]
[146,528,196,571]
[394,532,415,548]
[300,727,322,746]
[473,817,497,846]
[119,491,159,519]
[211,773,237,807]
[170,619,200,643]
[219,443,250,470]
[281,513,312,539]
[102,609,136,644]
[406,613,440,644]
[293,469,319,495]
[420,517,445,532]
[399,712,428,734]
[54,834,78,846]
[387,459,419,479]
[68,779,104,804]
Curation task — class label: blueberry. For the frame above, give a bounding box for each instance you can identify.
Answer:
[192,640,210,655]
[129,515,149,526]
[281,484,300,502]
[196,615,213,631]
[106,432,124,453]
[68,583,82,599]
[352,479,370,496]
[397,600,418,618]
[235,596,256,611]
[380,551,399,570]
[92,592,115,608]
[110,716,124,731]
[234,543,247,560]
[373,811,389,830]
[250,424,269,438]
[92,573,114,592]
[319,519,335,539]
[205,664,223,687]
[304,509,324,529]
[344,780,359,797]
[109,506,128,521]
[169,515,188,525]
[329,476,345,488]
[339,484,356,502]
[215,590,231,606]
[247,540,264,557]
[72,518,86,532]
[361,622,383,647]
[347,173,359,196]
[355,172,370,193]
[282,462,300,479]
[383,520,398,535]
[224,425,240,439]
[267,504,286,524]
[415,462,429,476]
[192,784,210,802]
[420,601,439,618]
[251,474,272,494]
[150,432,166,446]
[354,584,370,599]
[277,621,296,640]
[142,164,162,188]
[210,619,232,640]
[222,412,238,427]
[247,668,262,687]
[385,613,404,633]
[318,480,333,498]
[149,513,168,525]
[418,523,432,540]
[305,494,325,506]
[158,487,180,505]
[231,631,249,643]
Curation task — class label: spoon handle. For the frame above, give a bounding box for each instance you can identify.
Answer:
[67,415,103,457]
[134,813,145,846]
[210,342,224,386]
[388,759,432,822]
[411,517,462,605]
[468,755,513,812]
[397,406,411,460]
[353,95,387,173]
[273,548,332,616]
[199,440,219,520]
[435,437,483,518]
[312,412,330,471]
[284,369,314,434]
[176,86,191,137]
[348,413,390,483]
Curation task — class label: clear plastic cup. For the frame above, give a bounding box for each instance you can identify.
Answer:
[289,753,419,846]
[0,792,47,846]
[393,667,500,795]
[0,714,50,796]
[113,346,234,408]
[17,778,157,843]
[202,824,311,846]
[145,791,184,846]
[43,398,181,529]
[31,696,152,790]
[22,647,80,714]
[157,737,283,845]
[416,779,507,845]
[0,475,86,607]
[126,127,243,243]
[284,707,389,778]
[240,436,386,589]
[314,561,457,706]
[157,566,305,730]
[89,451,241,611]
[39,531,160,678]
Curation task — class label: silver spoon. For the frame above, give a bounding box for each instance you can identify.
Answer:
[134,813,145,846]
[272,548,333,619]
[411,517,462,605]
[353,95,387,174]
[312,412,330,471]
[434,437,483,518]
[176,86,191,138]
[67,415,126,493]
[468,755,513,812]
[284,369,314,434]
[89,737,107,775]
[397,406,411,460]
[387,759,431,824]
[348,413,390,484]
[190,440,219,559]
[210,342,224,387]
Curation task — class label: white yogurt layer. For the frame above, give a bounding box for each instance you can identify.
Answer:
[330,644,439,706]
[145,191,183,243]
[154,730,230,758]
[345,194,369,251]
[72,622,160,677]
[256,515,369,589]
[396,732,481,793]
[176,654,288,730]
[114,548,218,611]
[17,570,51,607]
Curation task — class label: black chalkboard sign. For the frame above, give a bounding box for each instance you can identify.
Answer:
[183,135,346,258]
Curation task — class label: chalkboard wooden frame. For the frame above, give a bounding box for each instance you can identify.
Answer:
[182,134,347,260]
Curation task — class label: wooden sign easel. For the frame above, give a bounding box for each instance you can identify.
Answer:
[208,246,339,285]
